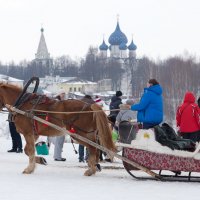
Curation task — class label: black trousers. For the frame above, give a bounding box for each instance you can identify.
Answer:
[182,130,200,143]
[143,122,158,129]
[9,122,22,150]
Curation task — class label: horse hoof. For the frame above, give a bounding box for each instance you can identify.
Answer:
[40,157,48,165]
[84,170,93,176]
[96,164,101,172]
[84,169,96,176]
[22,167,34,174]
[22,169,31,174]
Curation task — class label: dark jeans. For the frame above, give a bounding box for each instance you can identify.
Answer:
[79,145,89,161]
[9,122,22,150]
[143,123,158,129]
[78,145,84,161]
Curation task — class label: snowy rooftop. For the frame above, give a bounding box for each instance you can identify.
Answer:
[62,78,97,85]
[0,74,23,82]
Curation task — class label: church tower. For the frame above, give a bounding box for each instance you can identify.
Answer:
[108,20,128,58]
[33,27,53,69]
[99,17,137,59]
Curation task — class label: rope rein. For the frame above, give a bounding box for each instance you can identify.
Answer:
[31,108,121,114]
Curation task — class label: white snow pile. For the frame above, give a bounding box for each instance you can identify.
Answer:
[0,113,9,138]
[117,129,200,159]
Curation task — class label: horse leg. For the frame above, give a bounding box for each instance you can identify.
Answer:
[34,135,48,165]
[23,134,36,174]
[35,156,47,165]
[84,146,97,176]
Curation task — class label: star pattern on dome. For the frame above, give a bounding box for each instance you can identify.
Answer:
[128,39,137,51]
[99,39,108,50]
[108,22,128,46]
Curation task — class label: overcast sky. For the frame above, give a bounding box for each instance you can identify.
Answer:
[0,0,200,64]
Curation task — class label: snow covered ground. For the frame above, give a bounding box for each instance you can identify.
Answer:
[0,113,200,200]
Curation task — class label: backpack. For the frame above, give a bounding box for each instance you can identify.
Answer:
[154,123,196,151]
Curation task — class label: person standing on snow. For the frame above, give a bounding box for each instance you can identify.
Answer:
[109,91,123,125]
[130,79,163,129]
[53,90,66,161]
[7,120,23,153]
[78,95,95,162]
[176,91,200,142]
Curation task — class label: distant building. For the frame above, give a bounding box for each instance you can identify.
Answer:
[58,78,97,95]
[98,18,137,96]
[32,28,53,69]
[40,75,97,97]
[97,79,112,92]
[99,18,137,60]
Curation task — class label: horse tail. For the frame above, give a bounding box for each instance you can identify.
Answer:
[91,104,116,152]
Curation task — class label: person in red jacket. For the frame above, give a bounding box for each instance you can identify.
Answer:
[176,91,200,142]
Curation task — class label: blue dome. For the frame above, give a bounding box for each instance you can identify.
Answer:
[108,22,128,45]
[99,39,108,51]
[119,42,127,50]
[128,40,137,51]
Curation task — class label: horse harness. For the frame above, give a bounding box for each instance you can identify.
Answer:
[11,94,98,137]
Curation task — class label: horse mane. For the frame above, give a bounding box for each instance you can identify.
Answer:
[91,104,116,151]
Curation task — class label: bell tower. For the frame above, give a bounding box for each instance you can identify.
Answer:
[33,27,53,71]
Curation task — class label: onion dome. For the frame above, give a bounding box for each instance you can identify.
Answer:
[128,39,137,51]
[119,42,127,50]
[108,22,128,45]
[99,39,108,50]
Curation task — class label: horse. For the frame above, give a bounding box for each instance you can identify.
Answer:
[0,83,116,176]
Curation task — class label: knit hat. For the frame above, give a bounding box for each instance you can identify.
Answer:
[126,99,134,105]
[95,96,104,106]
[116,91,123,97]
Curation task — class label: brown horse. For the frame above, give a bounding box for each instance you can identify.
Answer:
[0,83,115,176]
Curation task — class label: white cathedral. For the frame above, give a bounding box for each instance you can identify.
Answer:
[98,19,137,96]
[99,20,137,60]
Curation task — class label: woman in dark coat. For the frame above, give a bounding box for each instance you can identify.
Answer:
[109,91,123,124]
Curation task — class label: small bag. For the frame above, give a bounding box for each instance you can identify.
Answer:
[35,142,49,155]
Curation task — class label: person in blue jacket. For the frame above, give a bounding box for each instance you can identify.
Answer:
[131,79,163,129]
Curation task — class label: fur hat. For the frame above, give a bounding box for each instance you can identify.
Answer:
[126,99,134,105]
[116,91,123,97]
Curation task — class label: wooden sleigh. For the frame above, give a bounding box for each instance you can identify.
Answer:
[117,121,200,182]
